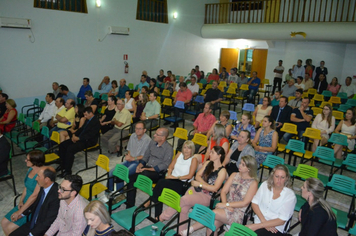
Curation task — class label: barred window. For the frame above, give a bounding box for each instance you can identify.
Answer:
[34,0,88,14]
[136,0,168,24]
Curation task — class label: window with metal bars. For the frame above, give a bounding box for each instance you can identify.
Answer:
[34,0,88,14]
[136,0,168,24]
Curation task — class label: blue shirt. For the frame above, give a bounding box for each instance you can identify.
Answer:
[118,85,129,99]
[97,83,111,94]
[62,91,77,102]
[248,77,261,91]
[138,81,149,92]
[77,85,92,100]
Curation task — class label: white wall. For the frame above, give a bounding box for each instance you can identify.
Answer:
[0,0,225,104]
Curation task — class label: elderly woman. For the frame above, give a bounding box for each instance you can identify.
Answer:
[99,96,117,134]
[333,108,356,159]
[107,80,119,97]
[252,116,278,166]
[184,155,259,236]
[1,150,45,235]
[224,130,255,176]
[253,97,272,129]
[296,178,337,236]
[206,110,233,139]
[82,200,115,236]
[311,104,335,152]
[145,140,198,218]
[195,124,229,165]
[124,90,136,114]
[160,146,227,234]
[230,113,256,141]
[0,99,17,133]
[247,164,296,235]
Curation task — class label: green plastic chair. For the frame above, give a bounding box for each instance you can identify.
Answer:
[338,104,351,112]
[200,78,207,85]
[0,149,16,196]
[346,99,356,107]
[135,188,181,236]
[107,164,130,214]
[259,155,284,182]
[284,139,306,171]
[325,174,356,229]
[19,121,41,151]
[187,204,216,235]
[292,164,318,180]
[93,92,100,99]
[313,146,342,181]
[348,223,356,235]
[341,154,356,174]
[328,133,348,146]
[128,83,134,90]
[321,90,332,100]
[337,92,348,99]
[225,223,257,236]
[22,98,39,118]
[101,94,108,101]
[111,175,153,233]
[11,117,33,146]
[35,126,50,153]
[5,113,25,139]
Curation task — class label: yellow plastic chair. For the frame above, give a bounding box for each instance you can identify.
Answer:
[230,83,237,89]
[162,98,172,106]
[307,88,317,97]
[197,83,203,90]
[200,89,207,96]
[172,91,177,98]
[288,96,296,102]
[172,128,188,149]
[161,89,171,97]
[221,87,237,110]
[133,91,139,98]
[332,110,344,121]
[311,107,323,116]
[205,84,212,90]
[218,81,227,88]
[191,133,208,147]
[300,128,322,160]
[329,96,341,106]
[79,154,110,201]
[278,123,298,153]
[156,96,161,104]
[302,92,309,98]
[313,94,324,103]
[45,131,61,164]
[319,101,333,108]
[218,86,224,92]
[309,99,315,107]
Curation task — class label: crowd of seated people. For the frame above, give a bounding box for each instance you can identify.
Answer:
[1,60,355,236]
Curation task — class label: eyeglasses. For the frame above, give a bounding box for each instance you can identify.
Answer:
[58,186,73,193]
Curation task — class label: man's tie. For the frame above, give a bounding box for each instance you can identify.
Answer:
[30,189,45,229]
[276,108,283,122]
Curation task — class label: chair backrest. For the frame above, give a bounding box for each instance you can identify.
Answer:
[174,101,185,109]
[34,98,40,106]
[18,113,25,123]
[162,98,173,106]
[50,131,60,144]
[32,121,40,132]
[309,99,315,107]
[25,117,33,128]
[329,96,341,104]
[285,139,305,154]
[93,92,100,99]
[172,91,177,98]
[194,95,205,103]
[113,164,130,183]
[39,101,46,109]
[158,188,181,212]
[311,107,322,116]
[188,204,216,232]
[225,223,257,236]
[293,164,318,179]
[197,83,203,89]
[308,88,317,95]
[229,111,237,121]
[288,96,296,102]
[328,133,348,146]
[342,154,356,170]
[201,89,207,96]
[101,106,107,114]
[280,123,298,135]
[96,154,110,172]
[191,133,208,147]
[101,94,108,101]
[262,155,285,168]
[338,104,351,112]
[133,91,139,98]
[173,128,188,140]
[346,99,356,107]
[41,126,49,138]
[327,174,356,196]
[226,87,236,95]
[242,103,255,112]
[156,96,161,104]
[128,83,134,90]
[313,146,335,163]
[313,94,324,101]
[134,175,153,196]
[229,83,237,89]
[200,78,207,85]
[219,81,227,87]
[302,128,321,140]
[161,89,171,97]
[337,92,348,99]
[332,110,344,120]
[319,101,332,108]
[321,90,332,97]
[240,84,249,91]
[206,84,212,89]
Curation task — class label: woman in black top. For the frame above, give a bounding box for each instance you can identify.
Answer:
[99,96,117,134]
[59,104,85,142]
[298,178,337,236]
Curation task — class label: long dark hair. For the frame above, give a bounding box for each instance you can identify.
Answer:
[76,104,85,118]
[202,146,225,181]
[345,108,356,125]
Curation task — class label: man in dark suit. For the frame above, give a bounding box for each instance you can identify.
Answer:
[0,130,11,176]
[10,166,60,236]
[270,96,292,140]
[58,106,100,177]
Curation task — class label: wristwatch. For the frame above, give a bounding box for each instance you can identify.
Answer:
[226,203,230,207]
[146,117,148,120]
[199,183,203,188]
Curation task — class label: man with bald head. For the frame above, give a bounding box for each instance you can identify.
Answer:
[118,78,129,99]
[126,127,173,208]
[97,76,111,95]
[10,166,60,236]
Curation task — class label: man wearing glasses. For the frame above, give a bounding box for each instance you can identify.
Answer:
[106,121,151,195]
[45,175,88,236]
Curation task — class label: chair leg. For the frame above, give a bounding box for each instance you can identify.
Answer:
[12,176,17,196]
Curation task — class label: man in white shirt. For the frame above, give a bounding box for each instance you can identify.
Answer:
[272,60,285,94]
[340,76,356,99]
[36,93,57,128]
[187,76,199,96]
[48,97,65,129]
[292,59,304,79]
[228,68,239,84]
[185,68,197,82]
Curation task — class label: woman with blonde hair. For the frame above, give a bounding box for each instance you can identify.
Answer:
[82,200,114,236]
[247,164,296,235]
[184,155,259,236]
[206,110,233,139]
[311,104,335,152]
[296,178,337,236]
[230,113,256,140]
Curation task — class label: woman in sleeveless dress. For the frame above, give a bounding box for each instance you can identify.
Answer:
[1,150,45,235]
[333,108,356,159]
[253,96,272,128]
[252,115,278,166]
[124,90,136,114]
[99,96,117,134]
[185,155,259,236]
[0,99,17,133]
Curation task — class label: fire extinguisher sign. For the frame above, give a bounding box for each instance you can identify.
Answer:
[123,54,128,60]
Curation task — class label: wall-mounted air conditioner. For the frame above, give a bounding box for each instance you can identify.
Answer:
[0,17,31,29]
[108,26,129,35]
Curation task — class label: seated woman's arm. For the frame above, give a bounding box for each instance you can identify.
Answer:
[12,184,40,221]
[100,115,106,123]
[225,124,233,137]
[251,128,262,149]
[0,110,16,124]
[166,152,180,179]
[193,161,227,193]
[206,121,217,140]
[334,120,342,133]
[256,131,278,153]
[222,148,233,167]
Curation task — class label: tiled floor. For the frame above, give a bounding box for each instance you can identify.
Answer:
[0,104,352,236]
